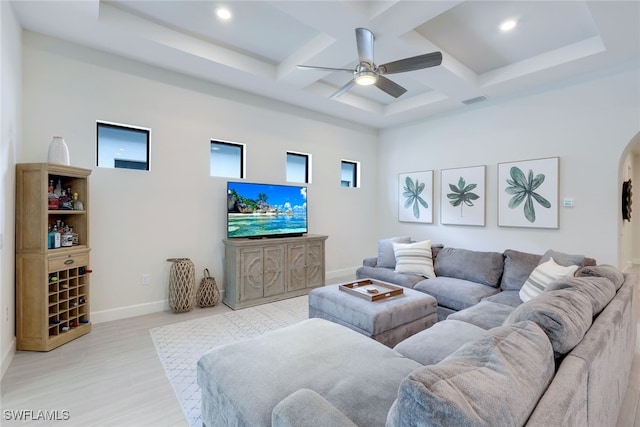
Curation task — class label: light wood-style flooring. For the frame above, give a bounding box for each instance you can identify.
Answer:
[2,275,640,427]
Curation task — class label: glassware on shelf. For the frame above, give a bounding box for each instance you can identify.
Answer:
[72,193,84,211]
[49,225,61,249]
[48,180,59,210]
[69,226,79,245]
[59,190,73,210]
[54,179,62,197]
[61,227,74,247]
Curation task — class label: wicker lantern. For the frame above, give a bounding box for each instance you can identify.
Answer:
[166,258,195,313]
[197,268,220,307]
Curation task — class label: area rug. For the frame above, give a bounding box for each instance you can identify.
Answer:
[149,296,308,427]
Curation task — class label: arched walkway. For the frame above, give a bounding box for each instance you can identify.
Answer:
[619,131,640,270]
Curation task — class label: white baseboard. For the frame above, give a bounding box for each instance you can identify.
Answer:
[91,300,168,324]
[1,336,16,380]
[90,290,227,324]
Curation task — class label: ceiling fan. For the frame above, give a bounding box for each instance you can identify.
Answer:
[297,28,443,99]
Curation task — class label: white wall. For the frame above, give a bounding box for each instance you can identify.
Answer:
[21,32,378,321]
[1,1,21,377]
[379,67,640,266]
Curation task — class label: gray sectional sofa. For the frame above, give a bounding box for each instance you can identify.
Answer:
[356,241,595,321]
[197,243,636,427]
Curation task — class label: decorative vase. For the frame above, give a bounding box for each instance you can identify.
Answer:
[47,136,70,165]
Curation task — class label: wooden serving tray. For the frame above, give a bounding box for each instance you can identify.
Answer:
[338,279,404,301]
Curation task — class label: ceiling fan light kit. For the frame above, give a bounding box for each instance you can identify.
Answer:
[298,27,442,99]
[355,71,377,86]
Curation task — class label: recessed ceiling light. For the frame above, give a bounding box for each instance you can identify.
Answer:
[216,7,232,21]
[499,19,517,32]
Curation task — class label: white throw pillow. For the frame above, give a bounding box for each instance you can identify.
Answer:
[393,240,436,279]
[519,257,579,302]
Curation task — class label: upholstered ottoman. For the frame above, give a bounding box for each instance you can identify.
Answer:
[309,280,438,347]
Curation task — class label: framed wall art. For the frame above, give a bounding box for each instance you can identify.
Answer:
[441,165,486,226]
[398,170,433,223]
[498,157,559,228]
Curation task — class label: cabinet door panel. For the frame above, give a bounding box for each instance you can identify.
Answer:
[287,243,307,291]
[306,241,324,287]
[240,248,263,301]
[263,246,285,296]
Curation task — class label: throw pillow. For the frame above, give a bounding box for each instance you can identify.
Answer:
[500,249,542,291]
[539,249,585,267]
[519,257,579,302]
[393,240,436,278]
[377,236,411,268]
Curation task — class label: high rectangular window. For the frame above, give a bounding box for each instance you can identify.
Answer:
[286,152,310,183]
[210,140,245,178]
[341,160,360,188]
[97,121,150,170]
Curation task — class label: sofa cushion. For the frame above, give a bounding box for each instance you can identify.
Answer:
[414,276,500,312]
[434,247,504,287]
[576,264,625,290]
[387,321,555,427]
[545,276,616,316]
[519,257,579,302]
[504,289,592,357]
[377,236,411,268]
[355,266,424,288]
[482,290,523,307]
[197,318,422,427]
[272,389,358,427]
[447,300,515,330]
[500,249,541,291]
[540,249,585,267]
[393,240,435,278]
[393,320,488,366]
[362,257,378,267]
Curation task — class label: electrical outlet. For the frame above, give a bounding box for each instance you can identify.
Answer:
[142,274,150,285]
[5,307,8,323]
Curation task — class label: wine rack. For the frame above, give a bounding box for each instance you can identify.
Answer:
[47,264,89,337]
[16,163,92,351]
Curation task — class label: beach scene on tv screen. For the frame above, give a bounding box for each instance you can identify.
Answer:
[227,182,307,237]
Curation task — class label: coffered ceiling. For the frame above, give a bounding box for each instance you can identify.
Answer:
[11,0,640,129]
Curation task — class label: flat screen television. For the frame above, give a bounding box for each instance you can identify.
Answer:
[227,181,308,238]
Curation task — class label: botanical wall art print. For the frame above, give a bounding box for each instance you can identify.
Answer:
[441,165,486,226]
[498,157,559,228]
[398,170,433,223]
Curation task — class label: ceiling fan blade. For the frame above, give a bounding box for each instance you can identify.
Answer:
[379,52,443,74]
[355,27,375,66]
[330,79,356,99]
[297,65,353,73]
[374,76,407,98]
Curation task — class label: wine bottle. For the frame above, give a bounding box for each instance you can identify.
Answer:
[72,193,84,211]
[48,180,59,210]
